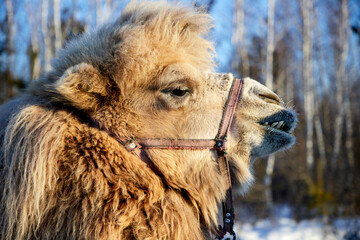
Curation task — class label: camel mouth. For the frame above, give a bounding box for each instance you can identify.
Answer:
[258,109,297,135]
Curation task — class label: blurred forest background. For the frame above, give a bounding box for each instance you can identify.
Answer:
[1,0,359,231]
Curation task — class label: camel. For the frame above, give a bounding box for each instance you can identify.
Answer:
[0,1,297,239]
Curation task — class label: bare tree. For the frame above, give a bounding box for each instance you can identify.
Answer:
[265,0,275,90]
[42,0,52,71]
[26,1,41,80]
[95,0,101,26]
[5,0,15,99]
[102,0,114,23]
[301,0,315,171]
[53,0,63,52]
[264,0,276,208]
[232,0,250,77]
[344,9,356,183]
[331,0,349,168]
[312,1,327,189]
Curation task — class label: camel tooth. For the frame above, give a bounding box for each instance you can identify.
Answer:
[278,121,284,129]
[264,122,269,126]
[271,122,278,128]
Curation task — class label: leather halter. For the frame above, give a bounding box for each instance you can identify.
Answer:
[111,78,244,240]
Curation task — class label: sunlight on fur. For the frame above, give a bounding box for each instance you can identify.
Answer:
[0,1,296,239]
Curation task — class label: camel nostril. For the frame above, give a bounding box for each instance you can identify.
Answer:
[258,93,283,106]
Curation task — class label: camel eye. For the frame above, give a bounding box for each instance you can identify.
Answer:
[162,87,190,98]
[171,88,189,97]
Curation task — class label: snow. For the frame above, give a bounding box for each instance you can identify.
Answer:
[234,206,360,240]
[236,218,343,240]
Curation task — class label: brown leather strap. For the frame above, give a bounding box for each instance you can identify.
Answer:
[113,137,217,150]
[214,78,243,239]
[105,78,244,239]
[217,154,235,238]
[216,78,243,140]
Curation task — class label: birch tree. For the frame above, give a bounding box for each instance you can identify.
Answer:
[265,0,275,90]
[95,0,101,26]
[264,0,276,208]
[344,7,356,183]
[331,0,349,168]
[42,0,52,71]
[312,1,327,189]
[26,2,41,80]
[301,0,315,171]
[232,0,250,77]
[53,0,63,52]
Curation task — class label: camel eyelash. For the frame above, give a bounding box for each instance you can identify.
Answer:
[161,87,191,97]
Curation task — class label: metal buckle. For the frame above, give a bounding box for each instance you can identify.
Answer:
[214,137,228,155]
[125,139,137,152]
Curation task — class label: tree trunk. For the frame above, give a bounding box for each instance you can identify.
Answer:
[264,0,276,209]
[42,0,52,71]
[344,92,354,184]
[5,0,14,99]
[285,65,294,105]
[96,0,101,26]
[312,0,327,189]
[264,154,275,208]
[344,34,357,184]
[26,2,41,80]
[301,0,315,172]
[265,0,275,90]
[331,0,349,168]
[53,0,63,53]
[232,0,250,77]
[314,115,326,188]
[64,0,78,39]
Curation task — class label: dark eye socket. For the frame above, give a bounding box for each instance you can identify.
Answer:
[171,88,189,97]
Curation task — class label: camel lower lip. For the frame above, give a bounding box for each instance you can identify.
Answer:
[261,124,294,137]
[251,122,296,158]
[263,123,296,150]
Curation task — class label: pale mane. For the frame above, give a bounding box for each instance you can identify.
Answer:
[1,105,67,239]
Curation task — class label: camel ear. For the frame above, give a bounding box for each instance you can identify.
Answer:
[55,63,108,111]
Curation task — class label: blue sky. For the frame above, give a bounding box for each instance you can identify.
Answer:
[1,0,359,83]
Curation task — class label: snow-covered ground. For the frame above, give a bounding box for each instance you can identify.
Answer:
[234,206,360,240]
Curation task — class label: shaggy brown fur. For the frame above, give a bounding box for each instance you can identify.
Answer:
[0,1,296,239]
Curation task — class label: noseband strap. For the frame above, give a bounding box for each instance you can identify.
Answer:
[111,78,244,240]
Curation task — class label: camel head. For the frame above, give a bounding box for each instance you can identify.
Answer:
[38,0,296,207]
[0,2,299,239]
